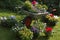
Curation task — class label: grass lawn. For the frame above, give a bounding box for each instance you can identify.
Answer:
[0,10,60,40]
[0,10,26,40]
[49,18,60,40]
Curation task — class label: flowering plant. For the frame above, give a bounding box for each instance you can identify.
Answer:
[46,14,58,26]
[44,27,53,37]
[45,27,52,32]
[32,0,38,6]
[41,14,58,27]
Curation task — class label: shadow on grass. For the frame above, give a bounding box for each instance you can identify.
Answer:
[0,26,18,40]
[39,36,49,40]
[32,36,50,40]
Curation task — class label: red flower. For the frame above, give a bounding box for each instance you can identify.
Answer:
[32,0,36,5]
[25,17,32,27]
[49,14,54,17]
[45,27,52,32]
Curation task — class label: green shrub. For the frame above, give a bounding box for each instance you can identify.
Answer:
[18,27,33,40]
[23,1,32,11]
[0,0,23,10]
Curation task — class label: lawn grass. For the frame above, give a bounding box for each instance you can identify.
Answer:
[49,17,60,40]
[0,10,26,21]
[0,10,60,40]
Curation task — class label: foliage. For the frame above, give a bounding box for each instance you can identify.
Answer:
[0,0,23,10]
[35,4,43,9]
[36,4,48,10]
[18,27,33,40]
[42,5,48,10]
[7,18,17,27]
[0,16,17,27]
[23,1,32,11]
[31,19,45,30]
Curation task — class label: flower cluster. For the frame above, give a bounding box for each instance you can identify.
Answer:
[42,14,59,37]
[46,14,58,26]
[22,0,48,13]
[46,14,57,21]
[45,27,52,32]
[32,0,38,5]
[44,26,53,37]
[41,14,58,26]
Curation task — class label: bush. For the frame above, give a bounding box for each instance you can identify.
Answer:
[0,0,23,11]
[23,1,32,11]
[7,15,18,27]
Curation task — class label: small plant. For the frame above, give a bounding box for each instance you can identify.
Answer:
[23,1,32,11]
[18,27,33,40]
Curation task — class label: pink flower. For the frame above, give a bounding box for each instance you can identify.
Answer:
[32,0,37,5]
[45,27,52,32]
[49,14,54,17]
